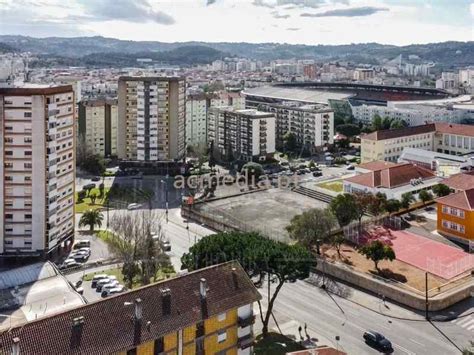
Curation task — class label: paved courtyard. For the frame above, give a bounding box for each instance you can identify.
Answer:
[195,188,329,242]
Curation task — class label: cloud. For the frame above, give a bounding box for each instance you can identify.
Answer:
[286,27,301,31]
[206,0,217,5]
[301,6,388,18]
[77,0,175,24]
[253,0,349,9]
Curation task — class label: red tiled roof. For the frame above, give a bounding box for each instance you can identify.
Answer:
[356,160,399,171]
[436,188,474,211]
[434,122,474,137]
[361,124,436,141]
[442,172,474,191]
[345,163,436,188]
[0,261,261,355]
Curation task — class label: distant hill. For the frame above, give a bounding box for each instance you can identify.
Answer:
[1,35,473,68]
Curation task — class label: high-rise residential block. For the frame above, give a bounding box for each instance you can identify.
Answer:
[78,99,118,157]
[0,85,75,259]
[208,107,276,162]
[117,76,186,161]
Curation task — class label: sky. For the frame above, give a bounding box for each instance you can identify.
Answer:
[0,0,473,45]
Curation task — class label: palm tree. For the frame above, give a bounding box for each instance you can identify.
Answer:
[79,209,103,232]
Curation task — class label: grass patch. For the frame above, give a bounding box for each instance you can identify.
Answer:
[75,188,109,213]
[254,332,305,355]
[317,180,343,193]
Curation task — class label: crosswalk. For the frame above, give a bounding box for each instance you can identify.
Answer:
[451,315,474,332]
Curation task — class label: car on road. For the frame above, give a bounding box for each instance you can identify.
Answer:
[74,240,91,249]
[312,171,323,177]
[102,285,126,297]
[346,165,355,170]
[91,274,109,288]
[162,240,171,252]
[96,276,118,292]
[363,331,393,352]
[59,259,81,270]
[127,203,141,210]
[91,176,101,182]
[71,252,89,263]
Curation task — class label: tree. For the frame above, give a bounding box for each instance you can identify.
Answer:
[89,191,98,205]
[308,160,316,168]
[283,132,297,152]
[108,210,172,287]
[419,190,433,206]
[353,192,378,232]
[336,123,360,138]
[382,116,392,130]
[359,240,396,272]
[390,119,408,129]
[462,341,473,355]
[401,192,415,209]
[241,162,264,183]
[77,190,86,203]
[286,208,337,248]
[369,192,387,216]
[371,114,383,131]
[432,183,451,197]
[79,209,103,232]
[330,194,358,227]
[385,199,401,214]
[331,234,346,259]
[98,183,105,198]
[181,232,314,338]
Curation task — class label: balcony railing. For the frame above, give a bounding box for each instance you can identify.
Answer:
[238,333,254,349]
[238,314,255,328]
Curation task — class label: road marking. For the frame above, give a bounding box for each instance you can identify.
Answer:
[451,316,474,332]
[409,338,425,347]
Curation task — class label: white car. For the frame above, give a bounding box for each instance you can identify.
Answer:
[91,274,109,288]
[103,285,126,297]
[96,276,118,291]
[127,203,141,210]
[78,247,91,255]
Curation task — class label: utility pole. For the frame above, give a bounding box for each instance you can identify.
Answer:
[425,272,429,320]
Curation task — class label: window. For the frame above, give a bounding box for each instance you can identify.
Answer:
[25,151,32,156]
[126,349,136,355]
[218,312,227,322]
[217,330,227,343]
[24,112,32,118]
[154,337,164,355]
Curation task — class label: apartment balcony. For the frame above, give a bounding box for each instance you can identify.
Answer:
[238,333,254,350]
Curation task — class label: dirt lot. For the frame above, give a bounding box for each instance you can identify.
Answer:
[322,243,447,293]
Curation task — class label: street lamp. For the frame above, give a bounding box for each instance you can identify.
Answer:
[161,179,169,223]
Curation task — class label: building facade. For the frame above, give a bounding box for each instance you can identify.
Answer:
[0,261,261,355]
[78,99,118,157]
[208,108,276,162]
[0,85,75,258]
[436,189,474,244]
[117,77,186,161]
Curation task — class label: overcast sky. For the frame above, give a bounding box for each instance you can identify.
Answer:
[0,0,473,45]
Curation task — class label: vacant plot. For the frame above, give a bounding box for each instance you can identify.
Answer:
[317,179,343,193]
[323,243,447,293]
[195,188,329,242]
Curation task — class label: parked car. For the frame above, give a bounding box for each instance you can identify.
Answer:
[346,165,355,170]
[102,285,126,297]
[161,240,171,252]
[74,240,91,249]
[78,247,91,256]
[312,171,323,177]
[100,281,120,295]
[75,286,84,295]
[96,276,118,292]
[72,253,89,263]
[91,176,101,182]
[127,203,141,210]
[363,331,393,352]
[59,259,81,270]
[91,274,109,288]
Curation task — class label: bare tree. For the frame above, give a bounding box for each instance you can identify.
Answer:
[108,210,172,287]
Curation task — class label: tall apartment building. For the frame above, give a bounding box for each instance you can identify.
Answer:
[263,103,334,152]
[208,108,276,162]
[186,92,245,146]
[78,99,118,157]
[117,77,185,161]
[0,85,75,259]
[0,261,261,355]
[361,122,474,163]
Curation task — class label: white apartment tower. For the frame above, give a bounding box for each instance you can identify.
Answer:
[117,76,186,161]
[208,107,276,162]
[0,85,75,259]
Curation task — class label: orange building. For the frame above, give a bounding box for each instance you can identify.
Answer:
[436,188,474,244]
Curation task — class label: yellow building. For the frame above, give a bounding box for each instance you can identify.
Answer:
[0,261,261,355]
[436,188,474,244]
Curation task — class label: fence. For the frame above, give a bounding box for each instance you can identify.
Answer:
[426,255,474,280]
[191,203,289,243]
[343,215,402,245]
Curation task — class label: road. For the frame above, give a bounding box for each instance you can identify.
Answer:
[257,276,473,355]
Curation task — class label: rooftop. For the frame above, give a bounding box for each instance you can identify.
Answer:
[345,163,436,188]
[0,261,261,355]
[361,124,436,141]
[434,122,474,137]
[0,84,73,95]
[356,160,398,172]
[441,172,474,191]
[436,188,474,211]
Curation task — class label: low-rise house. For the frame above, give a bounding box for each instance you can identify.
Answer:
[436,188,474,244]
[441,171,474,192]
[0,261,261,355]
[343,163,440,199]
[355,160,398,174]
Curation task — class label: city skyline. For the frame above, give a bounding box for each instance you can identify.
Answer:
[0,0,473,45]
